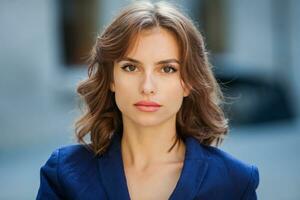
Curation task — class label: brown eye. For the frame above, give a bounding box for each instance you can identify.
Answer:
[121,64,137,72]
[162,65,177,73]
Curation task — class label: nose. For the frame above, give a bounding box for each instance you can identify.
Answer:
[140,72,157,95]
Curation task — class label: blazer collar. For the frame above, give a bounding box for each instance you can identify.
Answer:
[97,132,208,200]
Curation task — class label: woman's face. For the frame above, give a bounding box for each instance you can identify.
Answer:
[111,27,190,127]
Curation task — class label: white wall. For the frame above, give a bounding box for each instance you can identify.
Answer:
[0,0,58,96]
[290,0,300,119]
[224,0,274,77]
[0,0,67,149]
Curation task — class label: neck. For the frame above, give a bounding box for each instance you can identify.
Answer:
[120,116,185,171]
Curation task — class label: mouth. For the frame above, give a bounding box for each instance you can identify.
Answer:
[134,104,161,112]
[133,100,162,112]
[134,100,162,107]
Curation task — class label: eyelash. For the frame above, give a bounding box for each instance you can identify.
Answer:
[121,64,178,74]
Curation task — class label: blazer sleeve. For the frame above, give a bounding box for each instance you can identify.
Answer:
[241,165,260,200]
[36,148,65,200]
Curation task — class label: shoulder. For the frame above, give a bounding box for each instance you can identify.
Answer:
[203,144,259,181]
[37,144,107,199]
[55,143,95,162]
[41,143,98,178]
[206,145,259,199]
[44,144,96,169]
[49,144,99,181]
[189,138,259,199]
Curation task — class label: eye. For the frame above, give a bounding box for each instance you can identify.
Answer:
[162,65,178,74]
[121,64,137,72]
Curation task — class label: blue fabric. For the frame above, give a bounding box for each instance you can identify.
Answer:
[36,132,259,200]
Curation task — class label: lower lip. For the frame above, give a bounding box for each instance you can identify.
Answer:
[134,105,161,112]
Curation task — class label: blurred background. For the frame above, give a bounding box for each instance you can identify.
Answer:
[0,0,299,199]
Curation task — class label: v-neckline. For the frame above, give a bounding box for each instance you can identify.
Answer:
[117,133,189,200]
[97,132,209,200]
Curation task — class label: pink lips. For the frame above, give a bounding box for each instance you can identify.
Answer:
[134,100,162,112]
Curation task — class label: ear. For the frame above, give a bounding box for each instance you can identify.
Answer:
[181,80,190,97]
[183,87,190,97]
[110,82,115,92]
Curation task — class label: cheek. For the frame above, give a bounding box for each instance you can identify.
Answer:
[167,78,186,96]
[113,75,136,110]
[162,79,185,109]
[113,69,134,93]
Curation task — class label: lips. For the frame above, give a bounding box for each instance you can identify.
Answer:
[134,100,162,107]
[134,101,161,112]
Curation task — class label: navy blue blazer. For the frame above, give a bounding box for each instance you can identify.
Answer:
[36,133,259,200]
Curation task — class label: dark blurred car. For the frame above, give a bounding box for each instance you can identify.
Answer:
[215,66,295,125]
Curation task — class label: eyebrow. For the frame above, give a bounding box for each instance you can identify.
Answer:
[118,57,181,65]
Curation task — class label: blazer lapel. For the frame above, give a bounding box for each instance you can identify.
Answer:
[97,132,131,200]
[97,132,208,200]
[169,136,208,200]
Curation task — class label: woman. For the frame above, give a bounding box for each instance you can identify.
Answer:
[37,1,259,200]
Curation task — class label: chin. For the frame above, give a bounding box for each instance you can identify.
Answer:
[133,113,176,127]
[133,117,163,127]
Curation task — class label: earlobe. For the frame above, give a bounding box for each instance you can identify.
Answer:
[110,83,115,92]
[181,80,190,97]
[183,89,190,97]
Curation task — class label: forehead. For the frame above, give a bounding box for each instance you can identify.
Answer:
[124,27,181,60]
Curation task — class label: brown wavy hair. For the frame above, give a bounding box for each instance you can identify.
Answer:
[75,1,229,156]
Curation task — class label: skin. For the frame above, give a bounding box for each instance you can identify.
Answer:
[110,27,190,199]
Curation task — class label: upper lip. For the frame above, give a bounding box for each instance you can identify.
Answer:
[134,100,162,107]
